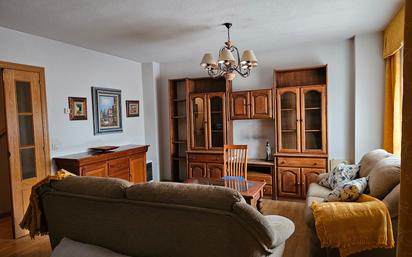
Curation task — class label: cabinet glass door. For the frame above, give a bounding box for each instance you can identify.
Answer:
[208,93,225,149]
[301,86,326,153]
[190,94,207,149]
[277,88,300,152]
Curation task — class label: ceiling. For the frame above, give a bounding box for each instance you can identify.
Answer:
[0,0,403,63]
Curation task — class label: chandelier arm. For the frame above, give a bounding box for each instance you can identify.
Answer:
[231,46,242,68]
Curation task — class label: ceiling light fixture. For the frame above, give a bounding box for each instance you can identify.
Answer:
[200,23,258,81]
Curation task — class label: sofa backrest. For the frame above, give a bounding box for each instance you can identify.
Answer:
[358,149,400,217]
[41,177,276,257]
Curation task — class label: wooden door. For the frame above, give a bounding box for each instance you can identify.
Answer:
[207,93,226,150]
[301,168,324,198]
[81,162,108,177]
[207,163,224,179]
[188,162,206,178]
[130,153,147,183]
[300,86,327,154]
[190,94,208,150]
[230,91,250,119]
[277,167,300,198]
[3,69,48,238]
[251,89,273,119]
[276,88,301,153]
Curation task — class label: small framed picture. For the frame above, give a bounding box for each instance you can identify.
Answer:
[126,100,140,117]
[91,87,122,134]
[68,97,87,120]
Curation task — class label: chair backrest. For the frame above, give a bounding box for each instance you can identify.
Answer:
[223,145,248,178]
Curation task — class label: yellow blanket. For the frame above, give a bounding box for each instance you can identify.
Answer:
[311,194,394,257]
[20,169,74,238]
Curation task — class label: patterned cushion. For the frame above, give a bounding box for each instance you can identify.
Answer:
[318,163,360,189]
[325,177,369,202]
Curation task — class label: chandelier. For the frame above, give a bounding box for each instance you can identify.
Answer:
[200,23,258,81]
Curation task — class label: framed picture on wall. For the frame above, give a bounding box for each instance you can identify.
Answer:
[68,97,87,120]
[126,100,139,117]
[91,87,122,134]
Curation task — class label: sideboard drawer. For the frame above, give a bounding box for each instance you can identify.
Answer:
[188,153,223,163]
[81,162,108,177]
[277,157,326,168]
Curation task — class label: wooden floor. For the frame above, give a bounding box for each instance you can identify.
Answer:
[0,200,308,257]
[0,216,51,257]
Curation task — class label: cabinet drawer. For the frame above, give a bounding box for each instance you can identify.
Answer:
[81,162,108,177]
[108,157,130,176]
[277,157,326,168]
[247,171,272,185]
[263,185,273,196]
[188,153,223,163]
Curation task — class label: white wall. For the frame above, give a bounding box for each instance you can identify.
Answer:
[142,62,161,181]
[354,32,386,161]
[159,39,358,180]
[0,26,146,160]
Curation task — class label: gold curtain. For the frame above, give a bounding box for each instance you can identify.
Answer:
[383,6,404,155]
[383,51,403,155]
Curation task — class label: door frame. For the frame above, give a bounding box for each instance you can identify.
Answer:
[0,60,50,238]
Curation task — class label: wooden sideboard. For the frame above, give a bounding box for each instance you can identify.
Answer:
[54,145,149,183]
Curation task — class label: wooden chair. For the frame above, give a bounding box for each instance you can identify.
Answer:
[223,145,248,180]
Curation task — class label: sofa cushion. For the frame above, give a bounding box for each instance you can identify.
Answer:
[318,163,359,189]
[359,149,392,177]
[126,182,244,211]
[307,183,332,198]
[368,155,400,199]
[325,177,368,202]
[51,176,131,199]
[51,237,130,257]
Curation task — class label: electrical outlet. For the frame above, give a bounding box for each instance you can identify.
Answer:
[64,108,71,114]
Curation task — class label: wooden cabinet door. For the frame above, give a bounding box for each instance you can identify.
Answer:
[3,69,49,238]
[188,162,207,178]
[278,167,301,198]
[230,91,250,119]
[300,86,327,154]
[251,89,273,119]
[190,94,208,150]
[82,162,108,177]
[108,157,130,181]
[207,92,226,150]
[207,163,224,179]
[130,153,147,183]
[276,88,301,153]
[301,168,325,198]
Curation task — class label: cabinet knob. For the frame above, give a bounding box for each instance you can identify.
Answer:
[313,163,317,166]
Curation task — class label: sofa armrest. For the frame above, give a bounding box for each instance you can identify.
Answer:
[265,215,295,247]
[382,183,400,218]
[316,173,328,183]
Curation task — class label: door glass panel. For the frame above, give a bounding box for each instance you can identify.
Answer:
[280,92,297,150]
[15,80,37,179]
[209,96,224,148]
[18,116,34,146]
[192,97,206,148]
[304,90,322,150]
[16,81,32,113]
[20,148,36,179]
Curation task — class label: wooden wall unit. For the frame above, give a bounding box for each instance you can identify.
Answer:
[168,77,232,181]
[230,89,273,120]
[54,145,149,183]
[274,65,328,199]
